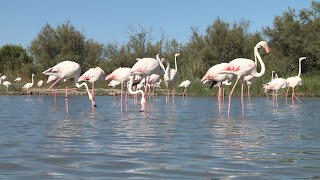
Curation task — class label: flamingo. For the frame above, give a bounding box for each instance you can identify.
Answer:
[178,80,191,98]
[201,62,233,113]
[243,75,254,101]
[37,80,44,96]
[285,57,306,105]
[220,41,270,116]
[0,75,6,84]
[22,74,35,96]
[14,77,21,83]
[129,54,165,112]
[2,81,12,94]
[78,67,105,108]
[178,79,191,97]
[42,60,96,114]
[0,75,6,81]
[105,67,132,112]
[140,74,161,99]
[263,77,287,107]
[37,80,43,87]
[163,53,180,104]
[212,79,232,103]
[128,75,146,112]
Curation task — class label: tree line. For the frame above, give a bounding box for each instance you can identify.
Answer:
[1,2,320,89]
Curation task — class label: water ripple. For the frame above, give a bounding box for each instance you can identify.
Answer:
[0,96,319,179]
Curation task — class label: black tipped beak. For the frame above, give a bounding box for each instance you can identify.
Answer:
[209,81,218,89]
[140,110,144,112]
[94,104,97,107]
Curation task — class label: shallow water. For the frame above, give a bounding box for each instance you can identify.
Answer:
[0,95,319,179]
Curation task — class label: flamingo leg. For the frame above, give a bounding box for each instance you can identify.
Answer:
[120,82,123,112]
[166,85,169,104]
[222,87,225,103]
[241,82,244,117]
[292,87,295,105]
[172,85,175,104]
[295,95,302,103]
[54,84,57,111]
[272,90,275,107]
[285,87,289,103]
[276,90,278,108]
[228,76,240,117]
[247,84,251,102]
[125,85,128,112]
[218,84,221,114]
[92,82,95,111]
[65,84,69,114]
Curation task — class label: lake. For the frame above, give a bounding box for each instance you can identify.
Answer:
[0,95,319,179]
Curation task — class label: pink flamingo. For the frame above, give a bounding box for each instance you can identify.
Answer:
[201,62,233,113]
[163,53,180,104]
[105,67,132,112]
[42,60,96,114]
[140,74,161,99]
[263,77,287,107]
[78,67,105,108]
[220,41,270,116]
[285,57,306,105]
[128,75,146,112]
[129,54,165,112]
[178,80,191,98]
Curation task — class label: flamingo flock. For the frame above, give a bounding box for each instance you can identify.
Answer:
[0,41,308,117]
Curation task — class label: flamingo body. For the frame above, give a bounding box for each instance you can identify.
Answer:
[78,67,105,83]
[14,77,21,82]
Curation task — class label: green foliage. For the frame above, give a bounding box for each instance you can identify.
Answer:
[29,22,103,72]
[0,44,32,72]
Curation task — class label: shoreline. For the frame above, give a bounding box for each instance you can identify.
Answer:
[0,88,316,97]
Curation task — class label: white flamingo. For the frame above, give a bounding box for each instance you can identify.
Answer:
[2,81,12,94]
[22,74,35,95]
[163,53,180,104]
[285,57,306,105]
[178,80,191,98]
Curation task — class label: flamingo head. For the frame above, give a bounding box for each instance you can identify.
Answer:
[88,92,97,107]
[32,74,35,77]
[140,94,146,112]
[299,57,306,61]
[175,53,180,57]
[257,41,270,54]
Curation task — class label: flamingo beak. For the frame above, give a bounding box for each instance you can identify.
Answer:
[266,47,270,54]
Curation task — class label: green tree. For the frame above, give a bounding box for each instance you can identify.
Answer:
[30,22,102,71]
[0,44,32,72]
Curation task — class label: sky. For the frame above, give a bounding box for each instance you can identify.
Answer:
[0,0,312,48]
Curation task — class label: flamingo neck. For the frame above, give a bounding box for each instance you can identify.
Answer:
[128,75,146,111]
[174,56,178,72]
[165,61,171,78]
[252,46,266,77]
[76,82,96,106]
[156,54,166,74]
[271,71,274,81]
[298,59,302,77]
[31,75,34,86]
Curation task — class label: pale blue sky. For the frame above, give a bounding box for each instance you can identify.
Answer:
[0,0,312,48]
